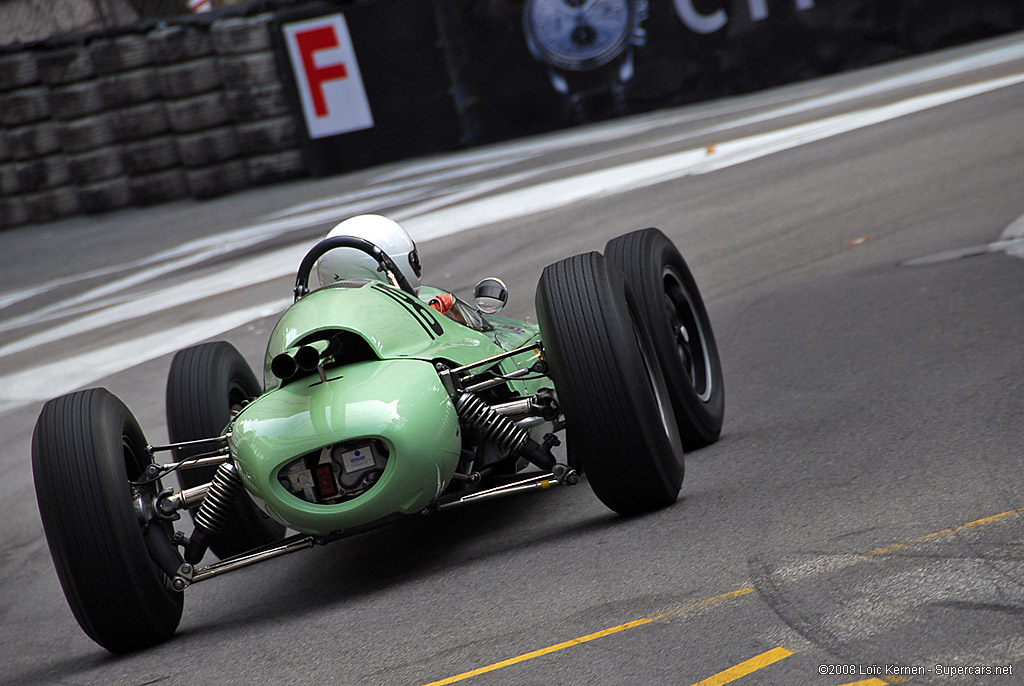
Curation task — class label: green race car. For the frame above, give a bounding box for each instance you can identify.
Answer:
[31,216,724,653]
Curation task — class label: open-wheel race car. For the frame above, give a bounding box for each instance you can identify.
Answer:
[31,216,724,653]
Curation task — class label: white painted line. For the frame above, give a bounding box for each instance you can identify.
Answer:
[402,73,1024,240]
[377,33,1024,186]
[999,213,1024,260]
[0,244,308,360]
[1000,213,1024,241]
[0,299,290,413]
[902,212,1024,266]
[7,37,1022,319]
[0,203,372,331]
[263,179,440,220]
[8,70,1019,364]
[4,55,1022,415]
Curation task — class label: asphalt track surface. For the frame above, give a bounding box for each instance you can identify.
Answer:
[2,32,1024,686]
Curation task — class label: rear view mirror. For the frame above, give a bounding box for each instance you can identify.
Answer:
[474,277,508,314]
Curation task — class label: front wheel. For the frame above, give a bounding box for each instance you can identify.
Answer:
[166,341,285,559]
[605,228,724,450]
[536,252,685,515]
[32,388,183,653]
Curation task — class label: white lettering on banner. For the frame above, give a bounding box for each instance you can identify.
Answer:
[283,14,374,139]
[748,0,768,21]
[674,0,727,34]
[673,0,815,34]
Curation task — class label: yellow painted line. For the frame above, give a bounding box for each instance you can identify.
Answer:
[421,507,1024,686]
[836,679,887,686]
[690,646,793,686]
[420,619,653,686]
[863,506,1024,558]
[420,588,755,686]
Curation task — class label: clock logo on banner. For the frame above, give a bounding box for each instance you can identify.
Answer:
[283,14,374,139]
[523,0,647,107]
[524,0,639,72]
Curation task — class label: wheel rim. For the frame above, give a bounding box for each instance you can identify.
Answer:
[228,380,249,418]
[663,265,713,402]
[125,434,160,528]
[633,315,683,456]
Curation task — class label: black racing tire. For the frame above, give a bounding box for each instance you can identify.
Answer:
[36,48,96,85]
[218,53,280,87]
[114,102,171,141]
[211,15,273,55]
[605,228,724,451]
[14,154,71,192]
[57,113,116,153]
[123,135,180,174]
[166,341,285,559]
[224,84,289,121]
[158,57,222,99]
[67,147,125,183]
[130,169,189,205]
[535,252,685,515]
[165,92,230,133]
[0,164,18,196]
[0,194,30,228]
[78,176,132,213]
[98,68,160,108]
[23,186,81,222]
[32,388,183,653]
[175,126,240,168]
[6,122,60,159]
[236,116,299,156]
[89,35,151,74]
[246,150,306,186]
[185,159,248,199]
[0,52,40,91]
[148,25,214,65]
[0,86,51,126]
[49,81,106,120]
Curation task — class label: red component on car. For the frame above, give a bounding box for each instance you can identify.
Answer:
[314,463,337,498]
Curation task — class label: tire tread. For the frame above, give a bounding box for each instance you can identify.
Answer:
[32,388,182,653]
[537,253,682,514]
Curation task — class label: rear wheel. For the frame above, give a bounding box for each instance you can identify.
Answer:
[32,388,183,653]
[605,228,724,450]
[166,341,285,559]
[536,252,685,515]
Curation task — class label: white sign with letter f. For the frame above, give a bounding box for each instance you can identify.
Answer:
[283,14,374,139]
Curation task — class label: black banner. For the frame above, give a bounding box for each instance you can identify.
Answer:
[274,0,1024,174]
[437,0,1024,141]
[273,0,461,176]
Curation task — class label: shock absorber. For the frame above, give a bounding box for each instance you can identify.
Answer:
[183,461,243,563]
[456,392,556,472]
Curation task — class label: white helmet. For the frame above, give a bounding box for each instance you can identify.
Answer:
[316,214,421,293]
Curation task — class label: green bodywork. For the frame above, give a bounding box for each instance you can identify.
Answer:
[229,282,544,536]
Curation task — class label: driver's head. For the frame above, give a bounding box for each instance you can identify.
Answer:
[316,214,422,293]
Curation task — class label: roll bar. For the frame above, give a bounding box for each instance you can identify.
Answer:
[293,236,417,300]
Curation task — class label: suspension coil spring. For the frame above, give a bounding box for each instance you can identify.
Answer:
[456,392,529,456]
[194,461,242,535]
